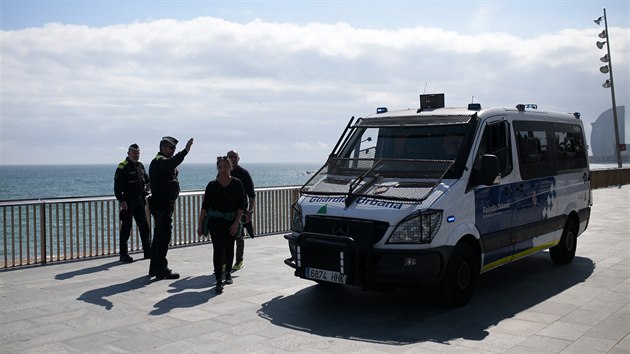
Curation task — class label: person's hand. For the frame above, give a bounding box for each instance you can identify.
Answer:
[196,225,204,237]
[245,211,252,223]
[229,222,239,236]
[120,201,128,210]
[185,138,194,151]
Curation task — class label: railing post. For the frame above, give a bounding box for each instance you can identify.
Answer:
[291,188,299,204]
[39,202,47,264]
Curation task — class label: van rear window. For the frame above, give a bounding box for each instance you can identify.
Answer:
[554,125,587,171]
[514,121,587,179]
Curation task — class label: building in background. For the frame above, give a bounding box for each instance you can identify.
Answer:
[590,106,629,163]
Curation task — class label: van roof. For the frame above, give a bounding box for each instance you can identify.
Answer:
[362,106,580,125]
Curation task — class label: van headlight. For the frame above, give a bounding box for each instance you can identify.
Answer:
[290,203,304,233]
[387,209,442,244]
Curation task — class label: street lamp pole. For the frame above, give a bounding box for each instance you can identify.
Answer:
[595,8,622,167]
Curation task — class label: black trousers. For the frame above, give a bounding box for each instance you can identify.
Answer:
[119,199,151,256]
[209,218,236,278]
[149,200,174,275]
[235,221,254,263]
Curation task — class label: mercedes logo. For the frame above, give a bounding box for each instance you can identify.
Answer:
[332,223,350,236]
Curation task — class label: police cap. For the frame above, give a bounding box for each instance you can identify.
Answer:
[161,136,178,147]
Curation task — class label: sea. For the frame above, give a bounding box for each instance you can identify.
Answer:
[0,163,321,201]
[0,162,622,202]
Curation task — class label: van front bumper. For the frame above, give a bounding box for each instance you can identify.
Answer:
[284,232,453,289]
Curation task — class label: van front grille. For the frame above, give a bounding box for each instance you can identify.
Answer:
[304,215,389,248]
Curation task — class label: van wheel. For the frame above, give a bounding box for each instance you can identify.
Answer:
[550,219,578,265]
[435,242,480,307]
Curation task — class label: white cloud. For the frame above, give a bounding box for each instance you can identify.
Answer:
[1,16,628,164]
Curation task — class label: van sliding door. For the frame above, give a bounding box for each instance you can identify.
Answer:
[472,120,514,270]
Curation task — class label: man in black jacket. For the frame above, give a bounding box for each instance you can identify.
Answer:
[227,150,255,270]
[114,143,151,263]
[148,136,193,280]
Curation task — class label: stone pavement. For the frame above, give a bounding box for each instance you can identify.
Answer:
[1,185,628,353]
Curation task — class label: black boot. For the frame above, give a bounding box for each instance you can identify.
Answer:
[119,254,133,263]
[215,273,223,294]
[119,244,133,263]
[225,273,233,285]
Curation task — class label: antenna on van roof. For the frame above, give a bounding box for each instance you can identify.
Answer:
[423,82,428,94]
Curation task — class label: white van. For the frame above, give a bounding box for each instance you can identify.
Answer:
[284,94,592,306]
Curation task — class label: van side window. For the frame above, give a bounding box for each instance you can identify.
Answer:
[516,130,548,164]
[475,121,512,177]
[514,122,553,180]
[555,124,587,171]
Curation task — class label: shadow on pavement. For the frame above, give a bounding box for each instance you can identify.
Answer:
[77,275,151,310]
[149,275,219,316]
[55,260,124,280]
[258,252,595,346]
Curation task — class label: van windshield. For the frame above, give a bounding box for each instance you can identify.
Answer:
[340,125,468,161]
[301,116,475,203]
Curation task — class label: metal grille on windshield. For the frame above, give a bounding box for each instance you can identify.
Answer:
[301,158,453,203]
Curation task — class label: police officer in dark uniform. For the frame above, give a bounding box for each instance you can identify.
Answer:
[114,143,151,263]
[148,136,193,280]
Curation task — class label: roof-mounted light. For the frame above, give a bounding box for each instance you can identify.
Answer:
[419,93,445,110]
[376,107,388,114]
[468,103,481,111]
[516,104,537,111]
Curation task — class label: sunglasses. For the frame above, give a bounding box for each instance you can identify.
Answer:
[217,156,228,161]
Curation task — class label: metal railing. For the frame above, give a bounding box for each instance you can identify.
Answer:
[1,186,300,268]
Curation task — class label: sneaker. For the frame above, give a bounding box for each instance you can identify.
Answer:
[119,255,134,263]
[225,274,233,285]
[233,261,243,270]
[215,284,223,294]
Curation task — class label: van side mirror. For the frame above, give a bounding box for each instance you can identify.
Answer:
[478,154,501,185]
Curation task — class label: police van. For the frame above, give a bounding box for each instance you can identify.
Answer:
[284,93,592,306]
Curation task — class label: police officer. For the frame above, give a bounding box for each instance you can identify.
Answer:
[148,136,193,280]
[114,143,151,263]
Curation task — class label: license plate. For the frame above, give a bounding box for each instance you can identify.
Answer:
[305,267,346,284]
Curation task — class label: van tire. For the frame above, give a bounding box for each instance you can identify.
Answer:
[435,242,480,307]
[550,219,578,265]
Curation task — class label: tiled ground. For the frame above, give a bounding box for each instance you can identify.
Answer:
[1,185,628,353]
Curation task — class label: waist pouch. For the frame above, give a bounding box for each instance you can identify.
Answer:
[203,209,242,237]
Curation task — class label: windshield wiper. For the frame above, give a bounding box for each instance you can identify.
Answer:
[345,159,383,207]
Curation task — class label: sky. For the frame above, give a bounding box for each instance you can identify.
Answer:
[1,0,629,165]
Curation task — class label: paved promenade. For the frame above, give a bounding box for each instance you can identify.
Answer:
[1,186,628,353]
